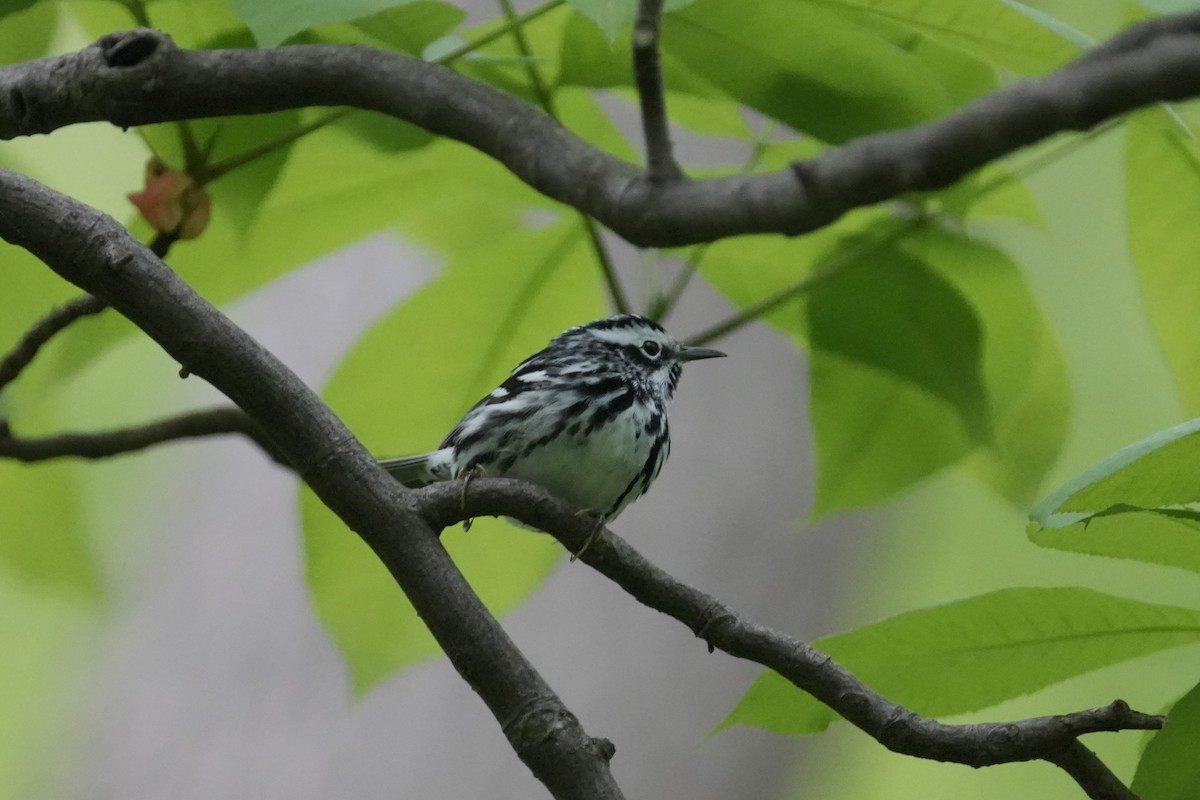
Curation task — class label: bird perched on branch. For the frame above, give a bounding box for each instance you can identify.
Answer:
[381,314,724,524]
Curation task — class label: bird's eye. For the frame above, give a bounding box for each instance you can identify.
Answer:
[641,340,661,358]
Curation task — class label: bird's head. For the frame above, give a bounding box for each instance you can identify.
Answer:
[563,314,726,397]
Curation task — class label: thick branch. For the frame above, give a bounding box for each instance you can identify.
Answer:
[1,17,1200,245]
[417,478,1161,800]
[0,407,288,465]
[0,168,624,800]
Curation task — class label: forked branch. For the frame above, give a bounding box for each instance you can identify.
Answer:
[0,167,623,800]
[417,477,1160,800]
[1,16,1200,245]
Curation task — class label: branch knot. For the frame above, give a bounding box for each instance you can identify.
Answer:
[98,29,170,69]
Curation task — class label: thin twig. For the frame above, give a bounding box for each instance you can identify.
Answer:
[0,230,177,395]
[417,477,1161,800]
[0,407,287,466]
[580,217,629,314]
[496,0,630,314]
[684,218,921,346]
[652,120,778,321]
[0,295,107,392]
[498,0,555,112]
[436,0,566,64]
[201,109,352,185]
[632,0,681,181]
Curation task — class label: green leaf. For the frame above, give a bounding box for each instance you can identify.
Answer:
[906,227,1069,507]
[694,140,881,326]
[995,0,1101,48]
[0,459,98,599]
[809,245,990,442]
[662,0,963,143]
[807,2,999,106]
[296,0,465,54]
[810,348,978,516]
[0,0,37,22]
[1139,0,1200,12]
[71,0,249,51]
[1035,417,1200,517]
[144,112,304,237]
[825,0,1079,74]
[229,0,440,47]
[1133,679,1200,800]
[0,575,93,799]
[0,0,55,64]
[700,214,1066,515]
[718,588,1200,736]
[44,126,512,384]
[559,9,756,144]
[1127,110,1200,415]
[610,89,752,140]
[1032,507,1200,574]
[303,219,605,692]
[568,0,696,40]
[806,229,994,517]
[567,0,638,39]
[0,255,101,597]
[936,162,1046,228]
[1029,417,1200,572]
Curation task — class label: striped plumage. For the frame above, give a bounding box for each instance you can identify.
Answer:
[381,314,724,520]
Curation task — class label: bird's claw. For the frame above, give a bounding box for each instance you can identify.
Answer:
[570,511,606,562]
[459,465,484,532]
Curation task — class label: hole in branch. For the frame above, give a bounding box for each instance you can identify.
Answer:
[101,31,161,68]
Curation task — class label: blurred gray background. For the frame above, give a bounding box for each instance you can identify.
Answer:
[44,0,872,793]
[59,230,863,799]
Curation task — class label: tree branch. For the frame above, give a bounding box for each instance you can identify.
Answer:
[1,16,1200,246]
[633,0,682,181]
[0,294,106,392]
[0,230,177,393]
[416,477,1161,800]
[0,168,625,800]
[1046,741,1141,800]
[0,406,288,465]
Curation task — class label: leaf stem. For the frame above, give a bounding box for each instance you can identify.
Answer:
[200,109,353,185]
[685,218,922,347]
[436,0,565,64]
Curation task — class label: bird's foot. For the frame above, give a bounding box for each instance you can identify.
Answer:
[570,510,607,562]
[458,465,486,532]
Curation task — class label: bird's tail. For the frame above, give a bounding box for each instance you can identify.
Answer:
[378,450,452,488]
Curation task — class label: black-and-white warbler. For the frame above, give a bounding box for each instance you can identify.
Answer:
[381,314,725,521]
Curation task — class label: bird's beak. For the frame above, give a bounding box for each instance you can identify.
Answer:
[676,345,726,362]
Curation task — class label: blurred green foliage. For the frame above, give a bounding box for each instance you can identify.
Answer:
[1,0,1198,798]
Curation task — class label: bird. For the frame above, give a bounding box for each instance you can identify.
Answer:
[380,314,725,527]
